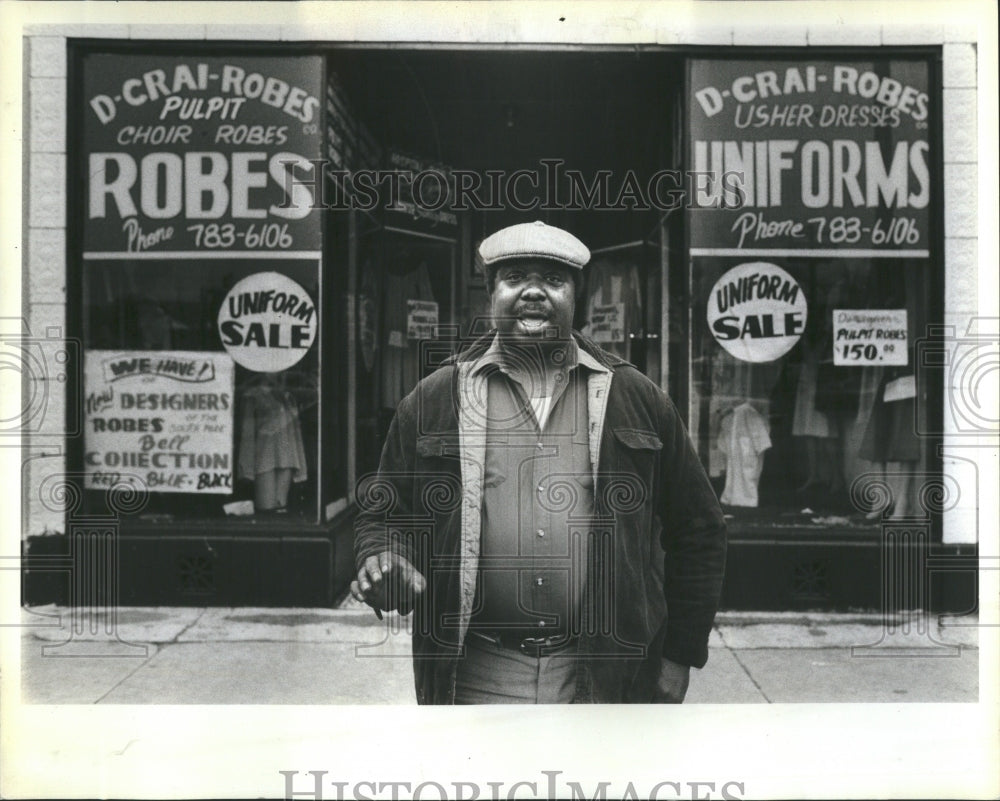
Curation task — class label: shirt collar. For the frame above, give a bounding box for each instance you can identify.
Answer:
[469,334,609,377]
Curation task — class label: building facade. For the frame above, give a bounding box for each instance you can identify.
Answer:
[17,6,990,613]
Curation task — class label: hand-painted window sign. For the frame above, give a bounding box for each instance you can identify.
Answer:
[84,350,235,494]
[707,262,807,362]
[590,303,625,343]
[218,271,317,372]
[82,54,322,255]
[689,59,931,258]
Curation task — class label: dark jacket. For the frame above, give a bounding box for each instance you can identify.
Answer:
[355,331,726,703]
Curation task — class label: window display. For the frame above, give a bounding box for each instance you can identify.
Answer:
[688,55,935,523]
[78,51,325,520]
[690,258,928,518]
[237,370,308,513]
[82,261,321,518]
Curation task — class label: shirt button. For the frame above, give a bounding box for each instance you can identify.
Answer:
[537,484,544,493]
[535,577,545,586]
[536,529,545,538]
[536,441,543,450]
[538,620,546,627]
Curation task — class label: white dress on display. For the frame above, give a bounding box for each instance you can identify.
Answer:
[718,402,772,508]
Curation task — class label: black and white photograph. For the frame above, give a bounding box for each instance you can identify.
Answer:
[1,1,997,798]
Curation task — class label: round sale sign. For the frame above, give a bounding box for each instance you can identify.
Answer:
[218,271,317,372]
[706,262,807,363]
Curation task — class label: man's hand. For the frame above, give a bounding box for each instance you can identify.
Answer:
[652,658,691,703]
[350,552,426,617]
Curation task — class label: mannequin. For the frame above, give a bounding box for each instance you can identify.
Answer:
[237,370,307,514]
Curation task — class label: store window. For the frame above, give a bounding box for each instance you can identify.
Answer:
[75,49,330,521]
[690,257,929,515]
[687,55,939,523]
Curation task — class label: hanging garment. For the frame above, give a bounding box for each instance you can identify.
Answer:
[706,352,775,478]
[358,257,379,374]
[792,355,834,438]
[708,354,756,478]
[718,402,772,507]
[237,384,308,482]
[858,368,921,463]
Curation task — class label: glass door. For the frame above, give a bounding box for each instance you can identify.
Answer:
[579,239,661,384]
[354,224,458,477]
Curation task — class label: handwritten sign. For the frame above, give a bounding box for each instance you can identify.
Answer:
[833,309,908,365]
[590,303,625,343]
[84,350,235,494]
[689,59,931,257]
[217,271,317,372]
[82,54,322,255]
[406,300,439,340]
[707,262,807,363]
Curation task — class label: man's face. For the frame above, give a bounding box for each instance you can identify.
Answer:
[489,260,576,342]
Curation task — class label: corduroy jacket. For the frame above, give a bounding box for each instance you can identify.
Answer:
[354,331,727,703]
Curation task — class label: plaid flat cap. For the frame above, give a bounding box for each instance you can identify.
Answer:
[478,221,590,270]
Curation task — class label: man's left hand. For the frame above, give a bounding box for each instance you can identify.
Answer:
[653,658,690,703]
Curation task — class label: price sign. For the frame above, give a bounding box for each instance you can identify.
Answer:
[832,309,908,365]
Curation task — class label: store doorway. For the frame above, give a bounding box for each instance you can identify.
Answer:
[354,224,458,475]
[325,47,684,488]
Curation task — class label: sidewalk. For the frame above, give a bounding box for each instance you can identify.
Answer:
[17,603,979,704]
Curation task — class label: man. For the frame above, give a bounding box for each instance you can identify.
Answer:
[353,220,726,704]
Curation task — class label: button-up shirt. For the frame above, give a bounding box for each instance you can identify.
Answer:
[468,335,609,636]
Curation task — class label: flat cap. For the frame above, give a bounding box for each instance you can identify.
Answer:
[478,221,590,270]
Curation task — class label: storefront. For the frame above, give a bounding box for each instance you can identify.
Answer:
[22,35,976,612]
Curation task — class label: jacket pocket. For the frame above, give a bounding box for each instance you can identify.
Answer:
[416,434,458,458]
[612,428,662,451]
[605,428,661,518]
[413,436,463,520]
[609,428,662,483]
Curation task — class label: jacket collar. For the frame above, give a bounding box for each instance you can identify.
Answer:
[452,329,628,372]
[467,333,610,379]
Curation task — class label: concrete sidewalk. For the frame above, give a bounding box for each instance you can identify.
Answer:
[17,603,979,704]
